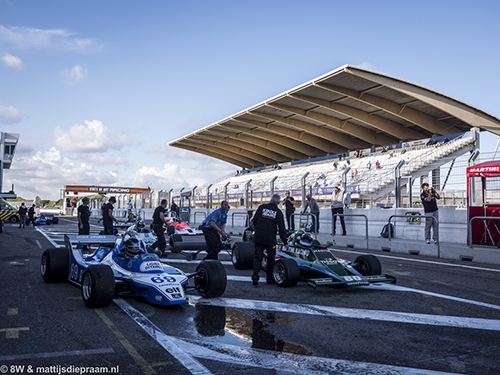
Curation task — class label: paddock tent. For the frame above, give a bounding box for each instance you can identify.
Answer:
[169,64,500,169]
[467,160,500,245]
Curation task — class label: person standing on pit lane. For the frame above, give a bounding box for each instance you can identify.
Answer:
[171,200,180,217]
[151,199,168,256]
[302,193,320,233]
[201,200,229,260]
[421,183,440,244]
[102,196,118,235]
[331,183,346,236]
[18,203,27,228]
[251,194,289,286]
[282,190,295,231]
[27,204,35,227]
[78,197,91,235]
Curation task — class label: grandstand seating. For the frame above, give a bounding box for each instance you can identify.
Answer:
[198,132,475,202]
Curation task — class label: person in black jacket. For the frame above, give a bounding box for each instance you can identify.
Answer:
[151,199,168,256]
[251,194,289,286]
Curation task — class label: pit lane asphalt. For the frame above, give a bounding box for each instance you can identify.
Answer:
[1,216,500,375]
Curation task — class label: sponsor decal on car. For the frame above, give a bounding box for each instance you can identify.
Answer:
[140,261,163,272]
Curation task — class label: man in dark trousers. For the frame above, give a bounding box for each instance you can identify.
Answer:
[27,204,35,227]
[171,200,179,217]
[151,199,168,256]
[251,194,289,286]
[421,183,440,244]
[102,196,118,235]
[201,201,229,260]
[282,190,295,231]
[78,197,91,235]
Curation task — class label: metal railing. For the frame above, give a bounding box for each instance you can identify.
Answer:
[387,214,440,257]
[468,216,500,249]
[330,213,369,249]
[231,212,250,228]
[193,211,207,224]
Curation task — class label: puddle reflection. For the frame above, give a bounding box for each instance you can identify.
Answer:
[194,304,313,355]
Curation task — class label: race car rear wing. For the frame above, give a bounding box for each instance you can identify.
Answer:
[64,234,117,249]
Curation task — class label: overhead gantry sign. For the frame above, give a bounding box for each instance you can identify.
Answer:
[64,185,151,194]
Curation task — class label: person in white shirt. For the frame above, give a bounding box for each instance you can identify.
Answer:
[331,184,346,235]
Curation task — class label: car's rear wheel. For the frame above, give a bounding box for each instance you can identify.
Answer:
[195,260,227,298]
[231,242,254,270]
[353,254,382,276]
[41,248,69,282]
[273,258,300,287]
[9,216,19,223]
[51,217,59,224]
[46,219,52,225]
[166,225,175,235]
[81,265,115,308]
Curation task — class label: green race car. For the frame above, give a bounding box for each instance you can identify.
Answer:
[231,228,396,288]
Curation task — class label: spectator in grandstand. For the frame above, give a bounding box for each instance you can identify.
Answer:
[331,184,346,236]
[151,199,168,256]
[282,190,295,230]
[251,194,289,286]
[333,161,338,170]
[421,183,440,244]
[127,199,133,215]
[78,197,91,235]
[367,160,372,170]
[102,196,119,235]
[201,200,229,260]
[347,159,351,166]
[356,149,360,158]
[389,150,395,158]
[443,137,449,143]
[375,160,381,169]
[302,193,320,232]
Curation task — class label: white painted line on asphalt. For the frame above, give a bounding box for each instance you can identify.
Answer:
[333,248,500,273]
[170,336,460,375]
[116,298,459,375]
[188,296,500,332]
[35,240,42,249]
[114,298,213,375]
[35,227,64,248]
[362,283,500,311]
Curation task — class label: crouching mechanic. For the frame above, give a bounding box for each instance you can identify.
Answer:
[201,200,229,260]
[251,194,289,286]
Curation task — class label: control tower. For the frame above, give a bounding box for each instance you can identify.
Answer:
[0,132,20,198]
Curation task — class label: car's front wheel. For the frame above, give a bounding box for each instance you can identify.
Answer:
[353,254,382,276]
[195,260,227,298]
[81,265,115,308]
[9,215,19,223]
[273,258,300,287]
[41,248,69,282]
[231,242,254,270]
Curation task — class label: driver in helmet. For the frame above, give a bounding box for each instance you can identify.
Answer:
[123,237,141,257]
[134,219,146,232]
[298,232,313,247]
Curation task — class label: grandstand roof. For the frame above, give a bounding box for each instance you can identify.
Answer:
[169,64,500,169]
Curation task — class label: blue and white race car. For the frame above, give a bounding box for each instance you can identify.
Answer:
[33,214,59,225]
[40,234,227,307]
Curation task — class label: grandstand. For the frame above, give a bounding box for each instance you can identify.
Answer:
[193,130,477,209]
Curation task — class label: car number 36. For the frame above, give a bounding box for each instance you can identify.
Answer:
[342,276,362,281]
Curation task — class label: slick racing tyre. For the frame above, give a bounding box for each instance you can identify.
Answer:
[81,265,115,308]
[46,219,52,225]
[231,242,254,270]
[41,248,69,283]
[273,258,300,287]
[195,260,227,298]
[169,234,183,252]
[166,225,175,236]
[51,217,59,224]
[353,254,382,276]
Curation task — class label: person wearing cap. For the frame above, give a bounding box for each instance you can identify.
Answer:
[102,196,118,235]
[78,197,91,235]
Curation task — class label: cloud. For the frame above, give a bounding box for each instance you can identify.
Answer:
[0,25,103,53]
[4,147,118,200]
[1,52,23,69]
[61,65,88,85]
[52,120,132,152]
[0,102,25,124]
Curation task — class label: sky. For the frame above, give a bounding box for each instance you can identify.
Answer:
[1,0,500,201]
